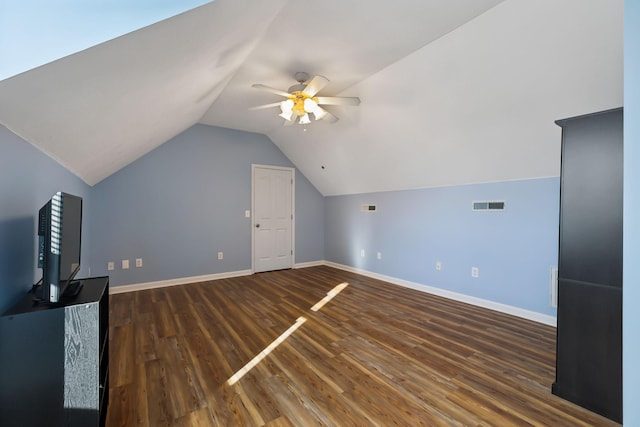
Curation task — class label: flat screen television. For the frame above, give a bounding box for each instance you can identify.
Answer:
[36,192,83,303]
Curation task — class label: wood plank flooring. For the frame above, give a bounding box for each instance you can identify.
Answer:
[106,266,619,426]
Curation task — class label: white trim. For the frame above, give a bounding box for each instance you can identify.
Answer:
[251,164,295,273]
[324,261,557,327]
[294,260,325,269]
[107,260,557,327]
[251,165,256,272]
[108,269,253,294]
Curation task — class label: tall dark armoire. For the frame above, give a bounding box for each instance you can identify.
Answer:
[552,107,623,423]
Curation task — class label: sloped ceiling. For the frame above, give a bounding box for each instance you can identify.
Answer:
[0,0,623,195]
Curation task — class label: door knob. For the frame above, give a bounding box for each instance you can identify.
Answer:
[255,224,260,228]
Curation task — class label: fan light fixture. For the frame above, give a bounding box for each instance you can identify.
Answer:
[250,73,361,126]
[277,91,322,124]
[299,113,311,125]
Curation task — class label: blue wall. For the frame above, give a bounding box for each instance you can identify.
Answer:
[89,124,324,286]
[624,3,640,424]
[0,125,92,313]
[325,177,560,316]
[1,122,324,308]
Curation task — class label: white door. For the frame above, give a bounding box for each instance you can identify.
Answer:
[253,165,294,272]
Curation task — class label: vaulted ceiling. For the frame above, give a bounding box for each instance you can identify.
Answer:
[0,0,623,196]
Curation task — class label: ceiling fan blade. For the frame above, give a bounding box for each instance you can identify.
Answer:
[316,96,361,106]
[313,106,338,123]
[302,75,330,97]
[248,102,282,111]
[252,84,292,98]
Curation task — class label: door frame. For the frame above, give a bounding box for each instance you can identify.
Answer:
[251,164,295,273]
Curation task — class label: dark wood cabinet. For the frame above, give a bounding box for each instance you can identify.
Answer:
[552,108,622,423]
[0,277,109,427]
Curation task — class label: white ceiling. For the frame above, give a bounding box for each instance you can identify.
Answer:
[0,0,623,195]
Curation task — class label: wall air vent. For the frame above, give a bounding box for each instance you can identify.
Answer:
[360,204,377,212]
[472,200,505,211]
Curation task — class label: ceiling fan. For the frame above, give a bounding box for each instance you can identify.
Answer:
[249,72,360,126]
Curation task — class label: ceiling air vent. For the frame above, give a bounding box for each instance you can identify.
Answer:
[361,204,377,212]
[472,200,505,211]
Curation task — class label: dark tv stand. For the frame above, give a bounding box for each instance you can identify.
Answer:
[0,277,109,427]
[62,280,84,298]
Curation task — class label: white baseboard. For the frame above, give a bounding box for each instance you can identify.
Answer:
[323,261,557,327]
[109,269,253,294]
[107,261,556,327]
[294,260,325,269]
[109,262,322,294]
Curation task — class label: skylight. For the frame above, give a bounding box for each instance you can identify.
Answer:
[0,0,213,81]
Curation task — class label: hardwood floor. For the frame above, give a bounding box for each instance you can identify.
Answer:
[106,266,619,426]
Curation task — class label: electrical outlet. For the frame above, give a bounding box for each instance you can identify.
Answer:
[122,259,130,270]
[107,262,115,271]
[245,210,251,218]
[360,249,365,257]
[471,267,479,278]
[218,252,224,260]
[136,258,143,268]
[377,252,382,260]
[436,261,442,271]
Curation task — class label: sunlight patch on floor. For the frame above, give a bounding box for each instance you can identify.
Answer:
[226,282,349,386]
[311,282,349,312]
[227,316,307,386]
